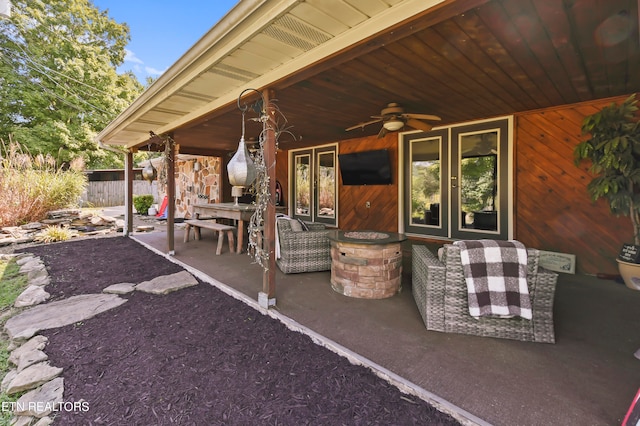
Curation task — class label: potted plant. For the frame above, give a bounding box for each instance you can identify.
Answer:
[574,94,640,290]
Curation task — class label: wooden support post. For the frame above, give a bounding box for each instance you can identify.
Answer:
[261,88,277,306]
[167,136,176,255]
[124,150,134,236]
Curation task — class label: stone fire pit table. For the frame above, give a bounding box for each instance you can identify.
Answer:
[327,230,407,299]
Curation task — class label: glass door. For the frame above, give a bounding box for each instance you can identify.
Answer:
[291,145,337,226]
[403,129,448,237]
[451,120,509,240]
[403,118,511,240]
[292,150,312,220]
[315,148,337,225]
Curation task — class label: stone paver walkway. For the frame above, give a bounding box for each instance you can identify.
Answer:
[1,252,199,425]
[4,294,128,341]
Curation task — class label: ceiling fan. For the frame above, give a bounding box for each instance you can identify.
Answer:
[346,103,441,138]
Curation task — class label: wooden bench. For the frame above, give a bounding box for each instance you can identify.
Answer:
[184,219,236,255]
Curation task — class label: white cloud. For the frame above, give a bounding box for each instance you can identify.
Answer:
[122,49,166,78]
[124,49,144,65]
[145,66,167,76]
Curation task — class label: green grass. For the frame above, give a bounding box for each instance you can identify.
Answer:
[0,257,29,425]
[0,259,27,311]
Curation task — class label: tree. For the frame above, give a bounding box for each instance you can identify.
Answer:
[460,155,497,212]
[0,0,144,168]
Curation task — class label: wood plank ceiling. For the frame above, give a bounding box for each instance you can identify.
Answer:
[99,0,640,155]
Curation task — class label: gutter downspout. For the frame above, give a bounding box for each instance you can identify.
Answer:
[97,140,133,236]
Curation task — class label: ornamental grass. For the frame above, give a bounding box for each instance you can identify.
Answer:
[0,139,87,227]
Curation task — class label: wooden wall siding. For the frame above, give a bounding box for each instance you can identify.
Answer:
[337,135,399,233]
[278,135,399,231]
[515,95,632,275]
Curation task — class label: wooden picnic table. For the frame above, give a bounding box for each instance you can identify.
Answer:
[192,202,255,254]
[192,202,287,254]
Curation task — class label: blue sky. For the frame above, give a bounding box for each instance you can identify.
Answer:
[91,0,239,82]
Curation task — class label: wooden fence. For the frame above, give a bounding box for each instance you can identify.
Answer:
[81,180,158,207]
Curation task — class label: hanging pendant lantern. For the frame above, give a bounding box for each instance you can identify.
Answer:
[227,136,256,187]
[227,109,256,202]
[142,159,157,183]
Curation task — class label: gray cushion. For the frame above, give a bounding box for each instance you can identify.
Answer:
[289,219,303,232]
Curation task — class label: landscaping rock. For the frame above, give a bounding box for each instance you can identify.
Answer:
[11,415,35,426]
[15,256,37,266]
[1,369,17,392]
[0,253,28,260]
[136,270,198,295]
[28,276,51,287]
[33,417,53,426]
[103,282,136,294]
[18,259,45,273]
[0,237,15,247]
[15,377,64,418]
[14,286,50,308]
[20,222,44,231]
[4,294,128,340]
[16,349,48,372]
[26,267,49,281]
[9,336,48,365]
[5,362,63,394]
[0,209,125,244]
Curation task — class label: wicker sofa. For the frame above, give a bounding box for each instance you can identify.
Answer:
[276,218,331,274]
[412,244,558,343]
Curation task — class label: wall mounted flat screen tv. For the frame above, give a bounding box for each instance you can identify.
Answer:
[338,149,392,185]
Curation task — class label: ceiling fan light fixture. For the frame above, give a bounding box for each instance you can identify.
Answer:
[383,118,404,131]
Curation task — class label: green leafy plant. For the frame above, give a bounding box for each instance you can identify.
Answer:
[574,94,640,245]
[133,194,155,215]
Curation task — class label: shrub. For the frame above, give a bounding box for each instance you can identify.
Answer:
[0,139,87,227]
[133,195,155,214]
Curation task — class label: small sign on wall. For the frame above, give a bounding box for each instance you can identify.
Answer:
[539,250,576,274]
[619,244,640,264]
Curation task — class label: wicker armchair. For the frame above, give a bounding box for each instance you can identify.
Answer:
[276,218,331,274]
[412,244,558,343]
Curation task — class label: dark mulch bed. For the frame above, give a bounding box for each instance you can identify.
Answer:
[19,237,460,425]
[24,236,185,301]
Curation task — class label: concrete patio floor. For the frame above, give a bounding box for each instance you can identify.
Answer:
[130,224,640,426]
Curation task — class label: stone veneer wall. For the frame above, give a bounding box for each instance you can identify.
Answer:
[156,156,222,219]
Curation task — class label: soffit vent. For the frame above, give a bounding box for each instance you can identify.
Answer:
[208,63,259,82]
[263,14,332,51]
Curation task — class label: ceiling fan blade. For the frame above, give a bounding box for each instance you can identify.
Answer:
[377,126,388,138]
[406,118,433,132]
[345,118,383,131]
[404,113,441,121]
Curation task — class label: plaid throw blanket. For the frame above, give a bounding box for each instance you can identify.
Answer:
[454,240,532,320]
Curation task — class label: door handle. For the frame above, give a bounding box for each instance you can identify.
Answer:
[451,176,457,189]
